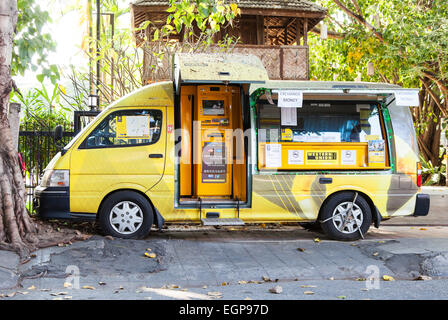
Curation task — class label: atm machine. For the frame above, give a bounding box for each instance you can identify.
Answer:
[194,85,234,197]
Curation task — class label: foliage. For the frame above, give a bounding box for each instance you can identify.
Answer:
[12,83,73,132]
[135,0,241,83]
[166,0,240,44]
[62,0,240,107]
[310,0,448,175]
[14,0,59,83]
[420,154,446,186]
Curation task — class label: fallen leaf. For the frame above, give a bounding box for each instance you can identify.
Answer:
[297,248,306,252]
[300,285,316,288]
[207,291,223,298]
[145,252,156,258]
[52,297,63,300]
[40,288,50,292]
[372,252,379,256]
[98,281,106,286]
[356,278,366,281]
[262,275,271,282]
[304,291,314,295]
[6,292,16,298]
[244,297,252,300]
[221,282,229,286]
[146,248,152,252]
[63,296,73,300]
[238,280,247,285]
[202,285,208,289]
[414,275,432,281]
[63,282,72,288]
[382,275,395,281]
[329,277,334,280]
[50,292,68,296]
[82,285,96,290]
[27,285,36,290]
[419,228,427,231]
[314,238,320,243]
[337,295,346,299]
[269,285,282,294]
[377,241,385,243]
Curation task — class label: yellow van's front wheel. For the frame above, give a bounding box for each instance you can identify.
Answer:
[99,191,154,239]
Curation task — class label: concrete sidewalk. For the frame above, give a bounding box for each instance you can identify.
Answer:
[1,226,448,299]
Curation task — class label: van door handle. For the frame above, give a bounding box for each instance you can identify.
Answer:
[319,177,332,184]
[148,153,163,158]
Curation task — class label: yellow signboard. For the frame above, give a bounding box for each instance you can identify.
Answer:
[305,151,339,165]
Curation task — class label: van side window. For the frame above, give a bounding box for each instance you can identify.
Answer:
[83,109,163,148]
[258,102,384,143]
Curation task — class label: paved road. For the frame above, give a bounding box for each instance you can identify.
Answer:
[1,225,448,300]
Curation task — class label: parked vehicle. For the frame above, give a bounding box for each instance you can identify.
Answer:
[34,54,429,240]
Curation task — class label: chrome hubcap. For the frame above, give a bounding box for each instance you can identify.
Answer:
[109,201,143,234]
[332,202,363,234]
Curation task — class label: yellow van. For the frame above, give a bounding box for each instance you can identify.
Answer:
[34,53,429,240]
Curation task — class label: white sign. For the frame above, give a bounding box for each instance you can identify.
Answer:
[126,115,150,137]
[277,90,303,108]
[288,150,304,165]
[281,108,297,126]
[265,144,282,168]
[394,91,419,106]
[341,150,357,165]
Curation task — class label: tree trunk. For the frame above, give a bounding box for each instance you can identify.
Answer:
[0,1,39,258]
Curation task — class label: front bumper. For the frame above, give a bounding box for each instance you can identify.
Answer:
[34,186,95,220]
[413,193,430,216]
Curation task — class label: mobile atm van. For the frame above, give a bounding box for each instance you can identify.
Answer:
[34,53,430,240]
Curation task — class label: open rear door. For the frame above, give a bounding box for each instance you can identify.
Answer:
[174,53,269,208]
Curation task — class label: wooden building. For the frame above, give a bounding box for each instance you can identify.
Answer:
[130,0,327,82]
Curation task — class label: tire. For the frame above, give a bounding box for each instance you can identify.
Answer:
[320,192,372,241]
[98,191,154,239]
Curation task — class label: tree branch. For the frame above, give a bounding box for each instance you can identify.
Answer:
[332,0,384,42]
[310,27,345,39]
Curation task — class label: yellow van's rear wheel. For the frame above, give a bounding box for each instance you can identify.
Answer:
[99,191,154,239]
[320,192,372,241]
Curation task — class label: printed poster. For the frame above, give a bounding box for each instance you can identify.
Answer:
[288,150,304,165]
[368,140,385,163]
[265,144,282,168]
[277,90,303,108]
[341,150,357,165]
[281,108,297,126]
[116,115,150,139]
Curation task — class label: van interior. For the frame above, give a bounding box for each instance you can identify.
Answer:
[177,84,249,208]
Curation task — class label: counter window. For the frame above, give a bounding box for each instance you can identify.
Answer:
[258,102,384,143]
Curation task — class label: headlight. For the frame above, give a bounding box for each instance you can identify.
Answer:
[40,170,70,187]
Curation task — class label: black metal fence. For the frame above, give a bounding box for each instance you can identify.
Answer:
[19,127,75,213]
[18,109,101,213]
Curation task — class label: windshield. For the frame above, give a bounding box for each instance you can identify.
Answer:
[63,109,107,151]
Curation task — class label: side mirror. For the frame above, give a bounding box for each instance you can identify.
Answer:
[54,125,63,142]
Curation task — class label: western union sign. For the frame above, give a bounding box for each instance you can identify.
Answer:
[306,151,338,165]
